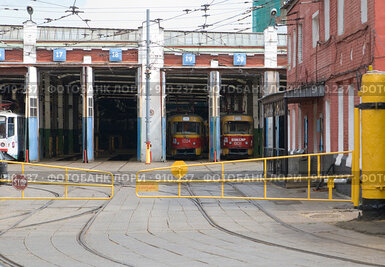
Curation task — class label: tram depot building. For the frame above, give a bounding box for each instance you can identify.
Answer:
[0,21,288,163]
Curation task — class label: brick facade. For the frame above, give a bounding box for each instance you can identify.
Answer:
[284,0,384,159]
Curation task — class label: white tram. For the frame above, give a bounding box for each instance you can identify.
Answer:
[0,110,25,160]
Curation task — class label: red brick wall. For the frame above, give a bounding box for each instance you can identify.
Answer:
[164,53,287,68]
[36,48,138,63]
[286,0,379,154]
[374,0,385,69]
[287,0,374,86]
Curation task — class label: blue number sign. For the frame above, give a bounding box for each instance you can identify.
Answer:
[109,49,122,62]
[233,53,246,66]
[183,53,195,66]
[0,48,4,61]
[53,49,66,62]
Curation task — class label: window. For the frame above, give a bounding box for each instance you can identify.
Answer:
[338,0,344,35]
[324,0,330,40]
[288,34,291,69]
[0,116,6,138]
[174,122,200,135]
[298,24,303,63]
[88,97,93,117]
[304,116,308,150]
[361,0,367,23]
[293,29,296,68]
[225,121,252,134]
[8,117,14,137]
[312,11,320,48]
[30,97,38,117]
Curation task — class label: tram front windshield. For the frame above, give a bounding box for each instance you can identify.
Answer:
[0,116,6,138]
[174,122,200,135]
[225,121,252,134]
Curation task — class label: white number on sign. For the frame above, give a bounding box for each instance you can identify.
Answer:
[236,55,245,64]
[56,51,63,58]
[112,52,119,58]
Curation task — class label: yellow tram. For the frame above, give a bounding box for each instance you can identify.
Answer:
[167,114,204,157]
[221,114,253,157]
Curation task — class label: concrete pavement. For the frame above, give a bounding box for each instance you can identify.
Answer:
[0,160,384,266]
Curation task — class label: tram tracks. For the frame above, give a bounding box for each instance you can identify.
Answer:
[0,186,123,267]
[229,183,385,253]
[76,187,134,267]
[185,183,385,267]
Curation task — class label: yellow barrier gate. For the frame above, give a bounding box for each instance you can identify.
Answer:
[136,108,361,207]
[0,161,113,200]
[136,151,359,205]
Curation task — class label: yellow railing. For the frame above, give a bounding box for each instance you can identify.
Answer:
[136,108,361,207]
[136,150,360,205]
[0,161,113,200]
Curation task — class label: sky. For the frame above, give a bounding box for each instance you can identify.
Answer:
[0,0,259,32]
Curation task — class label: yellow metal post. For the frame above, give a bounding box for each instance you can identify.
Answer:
[359,70,385,216]
[317,155,320,177]
[352,108,360,207]
[65,168,68,198]
[328,178,334,200]
[178,166,181,197]
[221,162,224,198]
[264,159,267,199]
[307,155,311,199]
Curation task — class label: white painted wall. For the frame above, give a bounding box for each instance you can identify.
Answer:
[292,108,296,151]
[298,106,302,150]
[346,85,355,167]
[313,102,318,153]
[325,0,330,40]
[288,112,291,152]
[264,26,277,68]
[336,87,344,166]
[138,22,165,162]
[325,100,331,153]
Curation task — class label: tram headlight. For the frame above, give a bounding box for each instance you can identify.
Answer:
[229,141,232,145]
[193,142,196,146]
[0,142,5,148]
[245,141,248,145]
[224,137,228,143]
[177,142,180,145]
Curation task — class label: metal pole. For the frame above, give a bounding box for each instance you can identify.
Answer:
[145,9,151,164]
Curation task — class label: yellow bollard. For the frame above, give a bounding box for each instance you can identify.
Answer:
[359,69,385,217]
[145,142,151,165]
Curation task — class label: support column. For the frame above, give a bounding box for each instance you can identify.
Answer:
[44,73,51,158]
[39,75,43,160]
[67,91,74,154]
[82,66,94,162]
[138,21,164,162]
[253,76,263,157]
[26,67,39,162]
[57,83,64,155]
[161,70,166,161]
[24,19,38,162]
[209,71,221,162]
